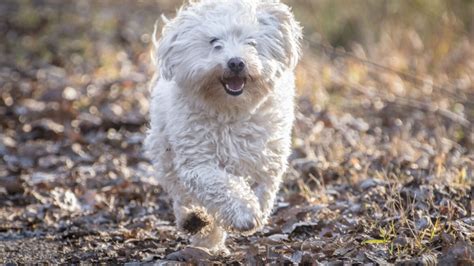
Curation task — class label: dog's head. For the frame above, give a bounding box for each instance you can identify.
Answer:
[154,0,302,111]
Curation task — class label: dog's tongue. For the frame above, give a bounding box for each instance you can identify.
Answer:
[226,77,245,91]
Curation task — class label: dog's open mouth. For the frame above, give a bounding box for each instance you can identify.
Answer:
[221,76,245,96]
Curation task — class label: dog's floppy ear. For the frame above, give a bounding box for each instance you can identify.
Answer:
[257,2,302,69]
[153,15,180,80]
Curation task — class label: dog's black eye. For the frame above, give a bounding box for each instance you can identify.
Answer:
[247,40,257,47]
[210,38,223,50]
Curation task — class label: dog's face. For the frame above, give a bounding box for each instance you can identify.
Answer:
[154,0,302,111]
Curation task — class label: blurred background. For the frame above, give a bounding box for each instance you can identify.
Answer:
[0,0,473,264]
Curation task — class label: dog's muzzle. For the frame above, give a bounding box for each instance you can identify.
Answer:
[222,57,247,96]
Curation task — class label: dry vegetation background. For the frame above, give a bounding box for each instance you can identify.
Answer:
[0,0,473,264]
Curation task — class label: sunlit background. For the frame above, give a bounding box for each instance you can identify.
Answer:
[0,0,473,264]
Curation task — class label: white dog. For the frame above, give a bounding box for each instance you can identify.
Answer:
[144,0,302,258]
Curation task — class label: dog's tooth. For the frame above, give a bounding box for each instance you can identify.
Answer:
[224,80,244,92]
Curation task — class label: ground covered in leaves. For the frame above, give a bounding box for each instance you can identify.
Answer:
[1,0,473,264]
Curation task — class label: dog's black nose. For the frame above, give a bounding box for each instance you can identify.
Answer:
[227,57,245,73]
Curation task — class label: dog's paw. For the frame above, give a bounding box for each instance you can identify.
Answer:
[226,201,263,234]
[180,211,211,234]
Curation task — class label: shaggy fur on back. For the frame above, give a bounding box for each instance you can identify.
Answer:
[144,0,302,256]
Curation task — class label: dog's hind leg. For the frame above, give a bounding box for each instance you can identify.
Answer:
[165,221,228,261]
[190,221,228,255]
[173,196,211,235]
[171,195,228,256]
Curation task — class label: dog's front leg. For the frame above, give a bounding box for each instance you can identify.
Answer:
[253,148,289,221]
[176,161,263,234]
[254,175,282,221]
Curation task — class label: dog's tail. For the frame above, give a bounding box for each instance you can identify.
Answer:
[149,15,170,89]
[150,15,170,67]
[150,19,160,67]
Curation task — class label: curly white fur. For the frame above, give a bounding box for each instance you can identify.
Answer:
[144,0,302,255]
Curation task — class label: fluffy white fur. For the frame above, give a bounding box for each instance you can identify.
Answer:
[144,0,302,256]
